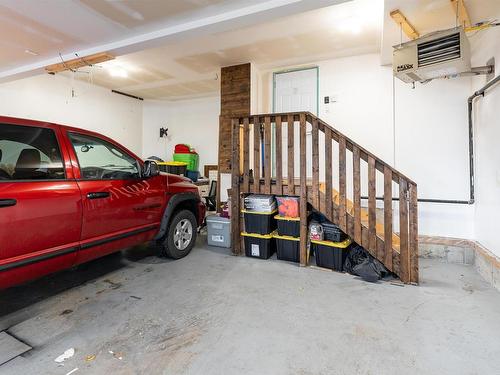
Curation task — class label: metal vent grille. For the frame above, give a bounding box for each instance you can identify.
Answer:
[417,32,461,67]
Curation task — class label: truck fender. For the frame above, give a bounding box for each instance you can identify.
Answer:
[154,192,200,240]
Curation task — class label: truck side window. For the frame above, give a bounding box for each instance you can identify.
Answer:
[0,124,65,181]
[68,132,140,180]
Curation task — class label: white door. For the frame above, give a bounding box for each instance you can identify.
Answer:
[273,67,318,179]
[274,68,318,115]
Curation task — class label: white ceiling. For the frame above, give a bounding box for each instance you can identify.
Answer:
[0,0,349,80]
[1,0,499,100]
[64,0,383,100]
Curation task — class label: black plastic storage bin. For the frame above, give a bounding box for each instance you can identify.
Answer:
[322,222,347,242]
[157,162,187,175]
[312,239,352,271]
[242,232,275,259]
[242,210,277,235]
[273,231,300,263]
[275,215,300,237]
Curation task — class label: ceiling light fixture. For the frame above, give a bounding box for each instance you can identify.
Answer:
[337,17,362,34]
[109,66,128,78]
[24,49,39,56]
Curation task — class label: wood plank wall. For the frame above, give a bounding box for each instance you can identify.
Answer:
[219,63,251,173]
[218,63,251,208]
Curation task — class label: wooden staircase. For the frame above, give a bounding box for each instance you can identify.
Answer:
[230,112,418,284]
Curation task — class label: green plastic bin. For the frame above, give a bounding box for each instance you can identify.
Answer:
[173,153,199,171]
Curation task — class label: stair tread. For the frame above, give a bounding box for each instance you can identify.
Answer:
[317,183,401,252]
[276,180,401,252]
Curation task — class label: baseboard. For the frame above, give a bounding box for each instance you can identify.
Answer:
[418,235,475,265]
[473,241,500,292]
[418,235,500,292]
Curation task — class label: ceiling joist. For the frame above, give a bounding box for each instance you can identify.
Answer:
[45,52,114,74]
[390,9,419,40]
[450,0,472,28]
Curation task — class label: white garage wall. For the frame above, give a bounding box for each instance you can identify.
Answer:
[0,74,143,155]
[142,97,220,169]
[472,26,500,257]
[258,53,475,238]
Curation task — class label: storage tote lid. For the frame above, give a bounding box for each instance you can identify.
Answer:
[311,238,352,248]
[206,215,230,224]
[159,161,188,166]
[274,215,300,221]
[241,209,278,215]
[241,232,273,239]
[271,230,300,241]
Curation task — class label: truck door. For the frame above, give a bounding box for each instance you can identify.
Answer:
[0,120,82,289]
[64,131,165,264]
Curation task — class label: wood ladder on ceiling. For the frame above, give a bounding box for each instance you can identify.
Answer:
[230,112,419,284]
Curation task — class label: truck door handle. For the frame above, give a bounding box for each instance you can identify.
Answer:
[87,192,110,200]
[0,199,17,207]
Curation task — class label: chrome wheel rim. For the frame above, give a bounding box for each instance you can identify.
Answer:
[173,219,193,250]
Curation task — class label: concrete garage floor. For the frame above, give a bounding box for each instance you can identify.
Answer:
[1,235,500,375]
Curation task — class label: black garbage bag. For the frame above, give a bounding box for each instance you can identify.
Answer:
[344,244,389,282]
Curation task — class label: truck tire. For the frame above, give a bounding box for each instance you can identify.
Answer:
[160,209,197,259]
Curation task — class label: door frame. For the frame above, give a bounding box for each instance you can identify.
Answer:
[272,66,320,115]
[271,66,319,177]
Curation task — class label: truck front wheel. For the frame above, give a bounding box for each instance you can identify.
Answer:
[160,209,197,259]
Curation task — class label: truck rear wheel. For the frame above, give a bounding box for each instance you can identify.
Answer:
[160,209,197,259]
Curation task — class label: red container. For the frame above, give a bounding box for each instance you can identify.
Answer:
[174,144,192,154]
[276,196,300,218]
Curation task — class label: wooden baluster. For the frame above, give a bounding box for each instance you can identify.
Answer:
[242,117,250,193]
[339,137,347,232]
[353,146,361,244]
[264,116,271,194]
[409,182,419,284]
[312,118,319,210]
[399,178,409,283]
[383,166,393,270]
[324,127,333,221]
[231,119,241,255]
[275,116,283,195]
[287,114,295,195]
[253,116,260,193]
[299,113,307,266]
[368,156,377,254]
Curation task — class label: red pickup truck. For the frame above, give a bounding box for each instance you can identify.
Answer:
[0,116,205,290]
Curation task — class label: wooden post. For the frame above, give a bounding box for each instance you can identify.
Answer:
[324,127,333,221]
[287,115,295,195]
[231,119,241,255]
[368,157,377,256]
[242,117,250,193]
[353,146,361,244]
[399,178,409,283]
[338,137,347,232]
[409,182,419,284]
[264,116,272,194]
[312,118,320,210]
[253,116,261,194]
[299,113,307,266]
[275,116,283,195]
[383,166,393,270]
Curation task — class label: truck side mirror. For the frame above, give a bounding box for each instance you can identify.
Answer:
[143,160,160,178]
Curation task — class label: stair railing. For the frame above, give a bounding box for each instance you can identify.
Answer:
[230,112,418,284]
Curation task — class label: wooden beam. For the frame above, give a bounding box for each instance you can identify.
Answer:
[390,10,419,40]
[45,52,114,73]
[450,0,471,28]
